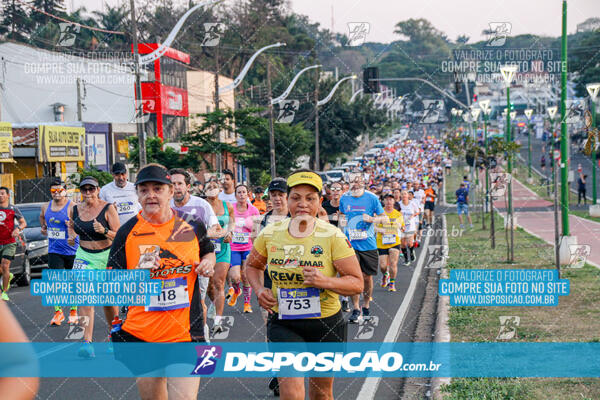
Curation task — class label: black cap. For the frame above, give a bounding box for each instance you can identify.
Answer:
[111,162,127,174]
[268,178,287,193]
[135,165,172,185]
[382,193,394,199]
[79,176,99,188]
[50,177,64,187]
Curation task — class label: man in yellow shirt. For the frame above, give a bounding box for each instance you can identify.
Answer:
[375,193,404,292]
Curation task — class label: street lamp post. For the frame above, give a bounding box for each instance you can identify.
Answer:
[560,0,570,241]
[586,83,600,204]
[547,105,560,269]
[271,64,321,172]
[314,75,357,171]
[479,100,494,246]
[500,64,517,263]
[524,108,534,180]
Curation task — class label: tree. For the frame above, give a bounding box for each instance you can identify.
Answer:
[456,34,470,44]
[0,0,33,41]
[128,136,195,170]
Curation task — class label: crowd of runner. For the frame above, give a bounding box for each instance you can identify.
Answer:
[0,136,446,399]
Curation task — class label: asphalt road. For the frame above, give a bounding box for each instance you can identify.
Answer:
[6,213,447,400]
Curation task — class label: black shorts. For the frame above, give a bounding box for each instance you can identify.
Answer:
[111,329,205,376]
[48,253,76,269]
[425,201,435,211]
[267,310,346,343]
[356,249,379,276]
[377,246,400,255]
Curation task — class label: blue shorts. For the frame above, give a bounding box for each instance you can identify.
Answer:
[457,203,469,215]
[231,250,250,268]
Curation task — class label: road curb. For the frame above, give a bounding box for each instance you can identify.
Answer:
[431,214,451,399]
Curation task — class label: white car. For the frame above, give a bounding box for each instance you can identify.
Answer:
[326,170,345,182]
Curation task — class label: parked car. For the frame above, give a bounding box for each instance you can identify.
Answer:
[16,202,49,282]
[325,170,345,182]
[372,143,386,149]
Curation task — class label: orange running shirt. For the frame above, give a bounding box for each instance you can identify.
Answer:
[424,188,436,203]
[108,210,214,342]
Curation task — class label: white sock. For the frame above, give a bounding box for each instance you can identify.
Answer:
[214,315,222,325]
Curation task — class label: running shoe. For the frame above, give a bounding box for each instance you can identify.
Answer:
[1,291,8,301]
[381,272,389,288]
[388,283,396,292]
[227,287,242,307]
[410,252,416,261]
[362,307,371,321]
[50,310,65,326]
[469,224,474,229]
[68,309,78,324]
[459,224,464,229]
[349,309,362,324]
[4,273,13,292]
[243,303,253,313]
[414,241,420,248]
[341,299,351,312]
[225,287,234,301]
[77,341,95,359]
[207,302,216,320]
[404,259,410,266]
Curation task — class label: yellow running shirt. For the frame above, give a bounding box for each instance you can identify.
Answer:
[376,209,404,249]
[253,217,355,318]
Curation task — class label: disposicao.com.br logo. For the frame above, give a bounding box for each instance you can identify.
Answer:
[212,351,441,374]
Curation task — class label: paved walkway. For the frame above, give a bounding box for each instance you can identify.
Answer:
[494,177,600,268]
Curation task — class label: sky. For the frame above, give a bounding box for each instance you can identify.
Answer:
[71,0,600,44]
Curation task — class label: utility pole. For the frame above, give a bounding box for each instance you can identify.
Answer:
[314,68,320,171]
[76,78,83,121]
[214,45,222,174]
[560,0,570,238]
[267,61,276,178]
[130,0,146,167]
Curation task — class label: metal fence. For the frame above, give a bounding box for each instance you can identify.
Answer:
[15,177,53,204]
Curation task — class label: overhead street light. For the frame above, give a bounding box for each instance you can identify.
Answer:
[271,65,321,105]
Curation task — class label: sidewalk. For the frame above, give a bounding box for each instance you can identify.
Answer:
[495,177,600,268]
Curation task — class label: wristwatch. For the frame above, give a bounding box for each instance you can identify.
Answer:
[104,227,109,235]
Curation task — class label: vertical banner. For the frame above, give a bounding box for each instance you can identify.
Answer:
[38,125,86,162]
[0,122,14,162]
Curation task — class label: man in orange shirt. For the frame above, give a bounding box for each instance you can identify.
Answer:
[423,182,437,228]
[251,187,267,214]
[108,163,216,399]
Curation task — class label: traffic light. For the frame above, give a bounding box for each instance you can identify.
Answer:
[363,67,380,94]
[473,93,478,103]
[454,73,462,94]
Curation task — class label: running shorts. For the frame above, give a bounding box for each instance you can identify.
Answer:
[215,241,231,264]
[73,247,110,270]
[48,253,76,269]
[424,201,435,211]
[231,250,250,267]
[355,249,379,276]
[0,242,17,260]
[267,310,346,343]
[111,328,206,376]
[377,245,400,255]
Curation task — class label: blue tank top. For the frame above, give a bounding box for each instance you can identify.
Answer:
[45,200,78,255]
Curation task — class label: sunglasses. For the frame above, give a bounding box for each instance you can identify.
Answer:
[80,186,97,193]
[50,188,64,194]
[330,188,342,192]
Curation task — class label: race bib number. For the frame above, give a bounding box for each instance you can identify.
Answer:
[278,287,321,320]
[211,239,221,253]
[382,234,396,245]
[146,277,189,312]
[48,228,66,240]
[116,202,134,215]
[348,229,368,241]
[73,258,89,270]
[232,232,249,244]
